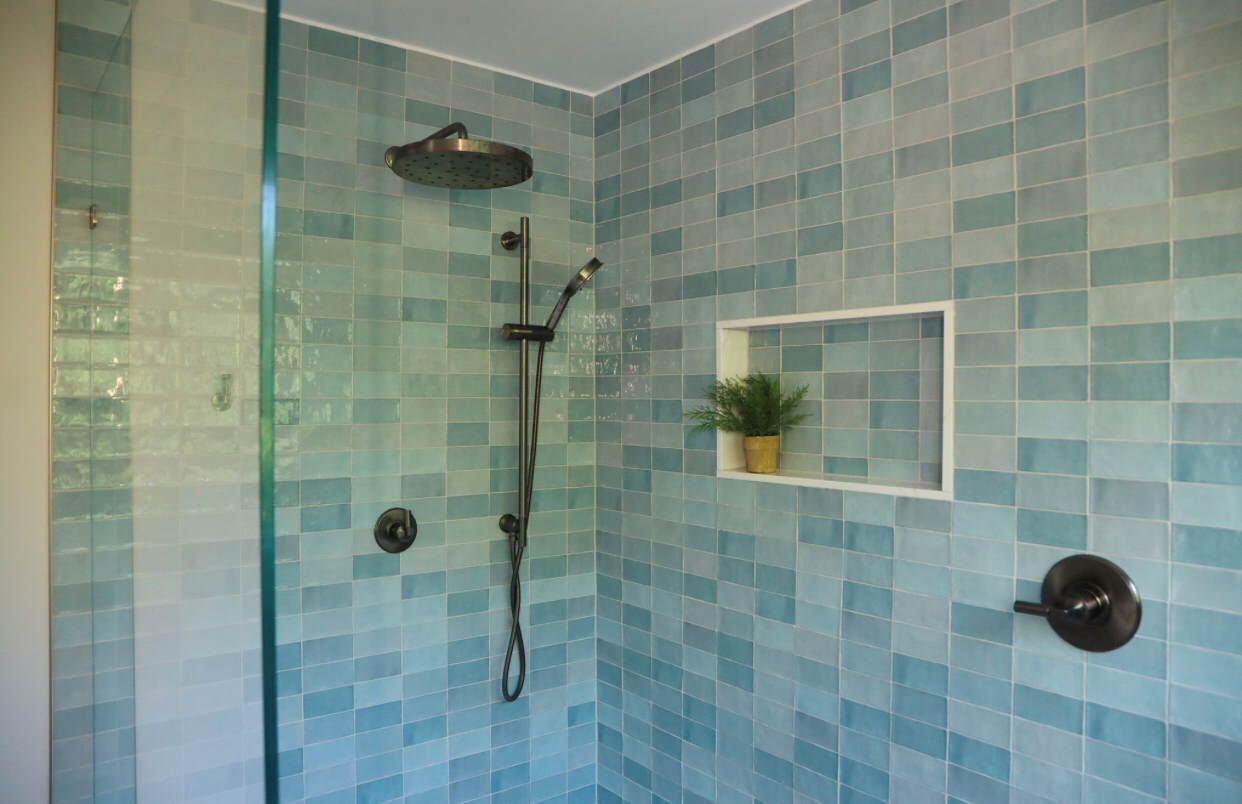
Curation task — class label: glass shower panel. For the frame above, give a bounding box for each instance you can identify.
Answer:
[51,5,136,801]
[125,0,267,799]
[51,0,274,801]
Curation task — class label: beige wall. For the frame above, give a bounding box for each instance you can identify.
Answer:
[0,0,55,801]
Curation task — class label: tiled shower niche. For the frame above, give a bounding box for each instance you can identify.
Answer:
[720,303,953,498]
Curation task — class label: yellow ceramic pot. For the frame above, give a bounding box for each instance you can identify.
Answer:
[743,435,780,473]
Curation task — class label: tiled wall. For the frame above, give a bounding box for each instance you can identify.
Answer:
[268,19,598,804]
[593,2,1242,804]
[50,0,1242,802]
[748,314,944,484]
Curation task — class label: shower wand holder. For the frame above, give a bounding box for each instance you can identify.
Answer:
[501,323,554,342]
[1013,554,1141,652]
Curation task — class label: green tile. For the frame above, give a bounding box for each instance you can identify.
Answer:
[1091,478,1168,520]
[1014,0,1084,48]
[1173,444,1242,486]
[308,26,358,60]
[1090,123,1169,172]
[1174,319,1242,359]
[953,123,1015,167]
[954,192,1016,232]
[1018,216,1088,258]
[953,89,1014,135]
[948,0,1011,35]
[304,210,354,240]
[1092,323,1170,362]
[1174,234,1242,279]
[1173,147,1242,198]
[1019,327,1088,365]
[893,9,948,55]
[1016,105,1086,153]
[1018,289,1087,330]
[1089,84,1169,136]
[1019,366,1089,400]
[1092,363,1170,401]
[1016,68,1085,118]
[1090,244,1169,286]
[958,332,1018,366]
[1086,0,1162,24]
[1088,44,1167,99]
[1019,437,1088,475]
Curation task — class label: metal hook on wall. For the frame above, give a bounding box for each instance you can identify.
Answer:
[211,374,232,412]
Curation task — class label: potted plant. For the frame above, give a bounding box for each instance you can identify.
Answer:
[685,372,811,473]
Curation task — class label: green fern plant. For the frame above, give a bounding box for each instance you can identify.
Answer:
[685,373,811,437]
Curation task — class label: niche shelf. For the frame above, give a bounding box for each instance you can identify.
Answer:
[715,301,955,500]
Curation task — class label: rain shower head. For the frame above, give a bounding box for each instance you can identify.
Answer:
[545,258,603,331]
[385,122,533,190]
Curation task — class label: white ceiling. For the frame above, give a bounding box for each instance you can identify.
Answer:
[280,0,805,95]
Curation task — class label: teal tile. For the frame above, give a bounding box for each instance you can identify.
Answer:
[1019,366,1089,400]
[1174,403,1242,444]
[1019,437,1088,475]
[1173,147,1242,199]
[955,262,1016,299]
[949,0,1011,35]
[1018,508,1087,549]
[1019,328,1088,365]
[1016,105,1086,153]
[1091,244,1170,286]
[1092,323,1170,362]
[894,73,950,117]
[1014,0,1084,48]
[1174,319,1242,360]
[1018,291,1088,329]
[1089,84,1169,136]
[308,27,358,60]
[1016,68,1085,118]
[954,193,1016,232]
[871,401,921,430]
[1090,123,1169,172]
[896,138,951,178]
[845,153,895,189]
[953,89,1014,135]
[1018,216,1088,258]
[359,39,405,71]
[798,224,844,255]
[957,401,1017,435]
[1174,234,1242,280]
[953,123,1015,167]
[1174,444,1242,486]
[893,9,948,55]
[958,332,1017,366]
[1088,44,1167,99]
[1089,162,1169,211]
[304,210,354,239]
[1092,363,1170,401]
[1086,0,1161,24]
[1091,478,1168,520]
[955,469,1017,506]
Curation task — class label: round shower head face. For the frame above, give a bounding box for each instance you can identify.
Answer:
[567,258,604,295]
[385,138,533,190]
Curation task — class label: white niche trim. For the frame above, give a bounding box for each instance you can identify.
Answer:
[715,301,955,500]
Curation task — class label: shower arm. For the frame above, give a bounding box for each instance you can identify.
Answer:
[423,122,468,140]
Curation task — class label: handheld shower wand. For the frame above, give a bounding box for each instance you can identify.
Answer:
[498,219,601,702]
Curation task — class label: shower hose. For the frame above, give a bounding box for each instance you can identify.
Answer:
[502,341,547,702]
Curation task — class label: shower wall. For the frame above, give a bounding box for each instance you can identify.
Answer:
[593,3,1242,804]
[269,21,598,804]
